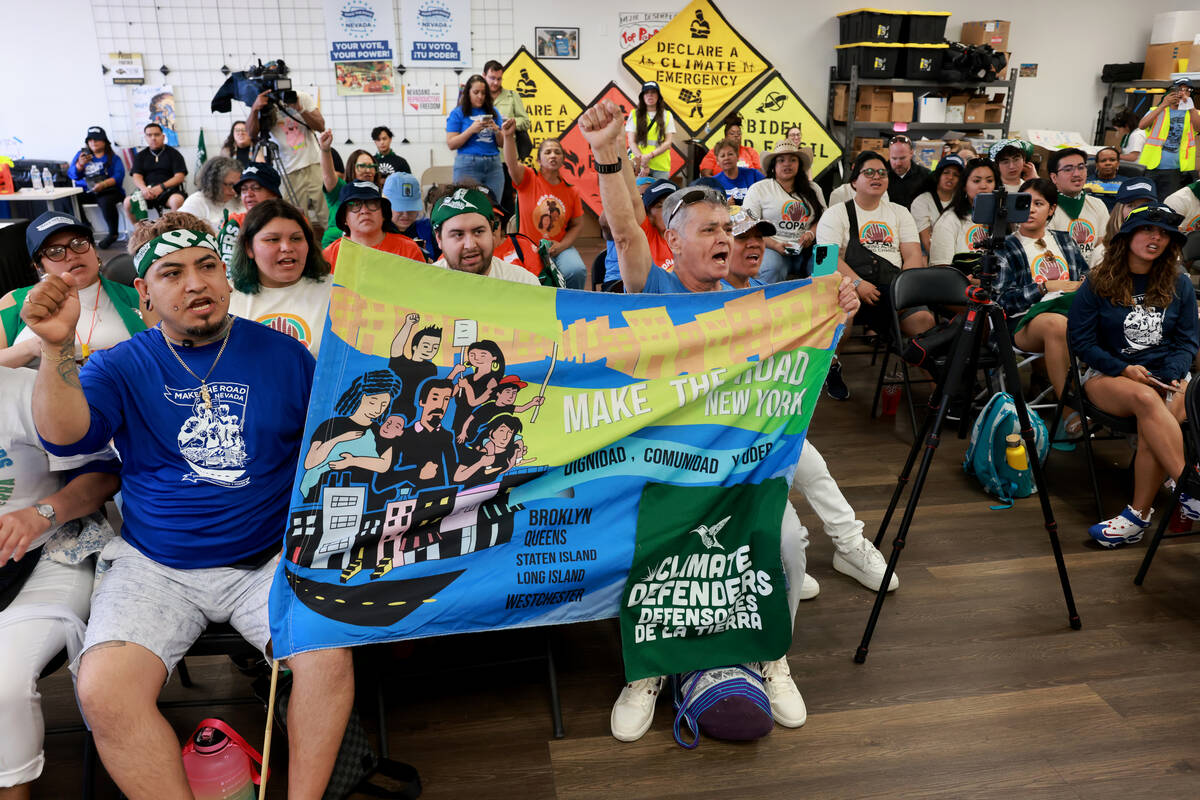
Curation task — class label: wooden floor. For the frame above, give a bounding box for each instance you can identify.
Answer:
[32,341,1200,799]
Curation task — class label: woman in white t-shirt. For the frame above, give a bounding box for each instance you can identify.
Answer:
[928,159,1000,267]
[910,154,964,253]
[995,178,1089,432]
[229,199,333,355]
[179,156,245,234]
[625,81,677,179]
[741,142,826,283]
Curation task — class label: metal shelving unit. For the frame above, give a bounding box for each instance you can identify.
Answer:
[826,65,1019,171]
[1094,79,1171,145]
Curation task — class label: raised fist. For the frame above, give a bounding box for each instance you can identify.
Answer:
[20,273,81,348]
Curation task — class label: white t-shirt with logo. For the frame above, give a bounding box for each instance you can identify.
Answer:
[909,191,946,234]
[1015,232,1072,282]
[740,179,827,244]
[829,182,888,207]
[1050,195,1108,267]
[14,280,131,363]
[269,90,320,174]
[815,199,920,267]
[229,277,333,356]
[0,366,113,551]
[179,192,245,236]
[1165,185,1200,233]
[433,257,541,286]
[928,211,989,266]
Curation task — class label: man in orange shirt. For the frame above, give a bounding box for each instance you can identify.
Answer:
[322,181,425,270]
[699,114,762,176]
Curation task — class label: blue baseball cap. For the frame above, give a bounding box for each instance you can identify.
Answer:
[26,211,92,259]
[1115,177,1158,206]
[233,163,281,196]
[642,178,677,212]
[382,173,423,213]
[335,181,392,232]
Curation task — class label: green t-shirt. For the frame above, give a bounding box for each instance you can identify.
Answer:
[321,178,346,247]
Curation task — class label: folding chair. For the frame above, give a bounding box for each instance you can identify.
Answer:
[871,267,996,437]
[1047,341,1138,520]
[1135,377,1200,585]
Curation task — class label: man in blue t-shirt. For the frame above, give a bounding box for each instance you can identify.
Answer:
[19,213,352,798]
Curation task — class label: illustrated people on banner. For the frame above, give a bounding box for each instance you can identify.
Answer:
[690,9,710,38]
[389,313,442,422]
[448,339,506,409]
[453,413,529,488]
[516,69,537,99]
[457,375,544,443]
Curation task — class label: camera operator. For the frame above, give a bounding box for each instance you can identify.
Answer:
[245,87,328,235]
[122,123,187,223]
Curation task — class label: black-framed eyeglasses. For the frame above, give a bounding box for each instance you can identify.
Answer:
[39,236,93,261]
[1052,162,1087,174]
[858,168,888,178]
[345,199,382,213]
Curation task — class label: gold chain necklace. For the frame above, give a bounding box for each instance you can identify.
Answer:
[161,319,234,410]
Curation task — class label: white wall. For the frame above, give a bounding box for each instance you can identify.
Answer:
[5,0,1199,181]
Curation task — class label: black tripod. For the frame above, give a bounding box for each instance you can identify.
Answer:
[250,101,302,208]
[853,195,1082,664]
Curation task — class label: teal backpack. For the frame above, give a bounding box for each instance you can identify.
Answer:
[963,392,1049,505]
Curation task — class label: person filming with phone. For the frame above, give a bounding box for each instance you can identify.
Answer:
[1138,77,1200,201]
[1066,204,1198,548]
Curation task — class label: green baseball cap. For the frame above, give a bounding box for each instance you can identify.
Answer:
[431,187,493,229]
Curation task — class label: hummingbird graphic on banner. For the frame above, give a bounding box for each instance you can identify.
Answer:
[692,515,731,550]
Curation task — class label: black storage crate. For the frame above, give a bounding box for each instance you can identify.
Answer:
[901,44,946,79]
[836,42,903,80]
[902,12,950,44]
[837,9,905,44]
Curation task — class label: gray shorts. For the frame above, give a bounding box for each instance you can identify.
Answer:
[73,537,275,677]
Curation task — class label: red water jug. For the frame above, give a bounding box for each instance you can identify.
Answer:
[182,718,264,800]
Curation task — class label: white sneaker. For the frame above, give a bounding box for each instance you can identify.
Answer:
[759,656,806,728]
[833,537,899,592]
[799,572,820,600]
[611,675,664,742]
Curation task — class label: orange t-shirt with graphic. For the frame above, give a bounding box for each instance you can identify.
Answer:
[641,216,675,272]
[515,169,582,244]
[323,233,426,272]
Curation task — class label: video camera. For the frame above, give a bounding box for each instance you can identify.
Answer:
[210,59,297,114]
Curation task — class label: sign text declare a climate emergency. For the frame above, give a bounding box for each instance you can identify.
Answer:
[651,42,757,86]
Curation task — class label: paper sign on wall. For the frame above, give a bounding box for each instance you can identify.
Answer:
[501,47,584,167]
[558,82,686,216]
[618,12,674,52]
[335,61,396,95]
[404,81,445,114]
[107,53,144,85]
[324,0,397,62]
[701,71,842,180]
[622,0,771,136]
[401,0,472,67]
[131,85,178,147]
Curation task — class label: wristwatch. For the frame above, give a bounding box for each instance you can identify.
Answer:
[34,503,57,528]
[595,160,623,174]
[852,278,862,288]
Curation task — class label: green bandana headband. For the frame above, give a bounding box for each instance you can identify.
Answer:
[133,229,220,277]
[988,138,1033,161]
[431,187,493,229]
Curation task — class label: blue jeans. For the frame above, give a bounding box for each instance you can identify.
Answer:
[759,248,809,284]
[453,152,504,202]
[551,245,587,289]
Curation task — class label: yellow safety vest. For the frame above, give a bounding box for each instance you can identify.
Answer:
[1139,106,1196,171]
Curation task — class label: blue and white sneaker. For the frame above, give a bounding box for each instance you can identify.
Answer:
[1088,506,1151,548]
[1178,492,1200,521]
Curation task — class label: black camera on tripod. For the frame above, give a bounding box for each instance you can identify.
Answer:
[210,59,298,113]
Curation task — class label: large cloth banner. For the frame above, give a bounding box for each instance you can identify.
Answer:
[400,0,472,67]
[269,241,844,662]
[501,48,584,168]
[559,82,687,216]
[622,0,771,136]
[323,0,397,62]
[701,71,844,181]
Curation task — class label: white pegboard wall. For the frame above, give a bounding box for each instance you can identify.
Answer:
[90,0,516,178]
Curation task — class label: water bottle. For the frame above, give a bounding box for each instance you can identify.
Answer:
[30,166,42,191]
[182,724,256,800]
[880,370,902,416]
[130,190,148,221]
[41,167,53,191]
[1004,434,1029,471]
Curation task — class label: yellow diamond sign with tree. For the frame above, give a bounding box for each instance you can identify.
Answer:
[622,0,771,136]
[502,46,585,168]
[702,71,844,180]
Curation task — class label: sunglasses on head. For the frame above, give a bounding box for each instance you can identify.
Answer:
[662,188,707,228]
[1126,205,1184,228]
[888,135,911,145]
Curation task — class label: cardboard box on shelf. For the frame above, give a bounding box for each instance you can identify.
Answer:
[1144,41,1192,80]
[983,94,1005,123]
[945,94,970,124]
[960,20,1011,51]
[917,94,947,123]
[856,87,893,122]
[891,91,914,123]
[851,137,889,160]
[834,85,848,122]
[1150,10,1200,45]
[912,139,944,169]
[963,95,988,124]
